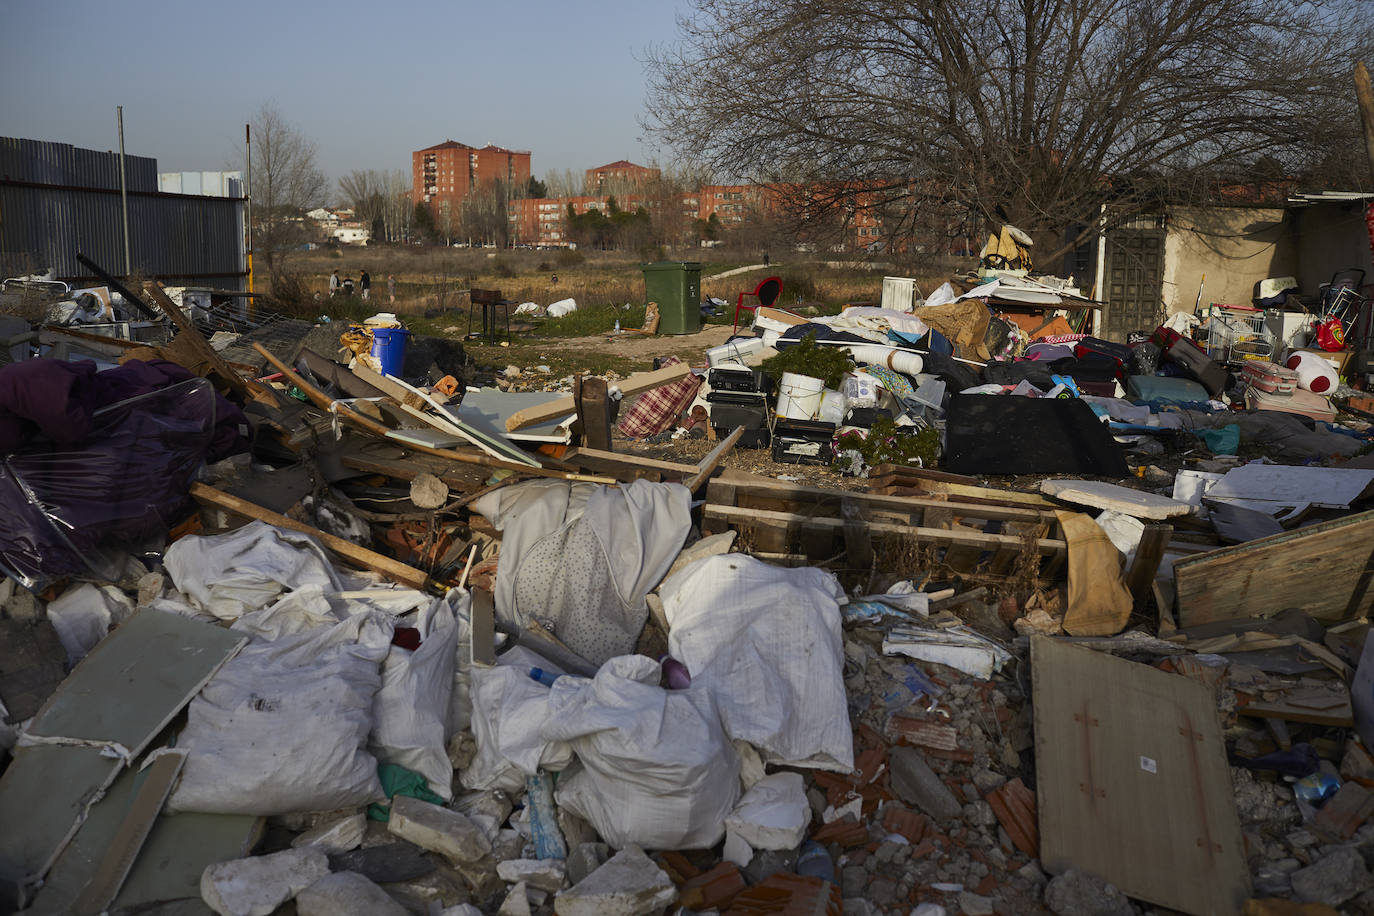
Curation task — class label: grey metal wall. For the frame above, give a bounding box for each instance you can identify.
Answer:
[0,137,245,287]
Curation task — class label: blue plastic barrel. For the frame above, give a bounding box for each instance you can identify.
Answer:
[370,327,410,377]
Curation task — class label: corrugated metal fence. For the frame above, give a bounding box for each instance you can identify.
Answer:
[0,137,246,288]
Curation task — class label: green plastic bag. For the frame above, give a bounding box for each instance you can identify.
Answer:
[368,763,445,821]
[1197,423,1239,456]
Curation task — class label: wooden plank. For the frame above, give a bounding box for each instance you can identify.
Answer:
[340,452,490,491]
[1124,524,1172,606]
[710,476,1056,526]
[840,496,875,574]
[1174,509,1374,627]
[575,376,613,451]
[870,480,1054,509]
[563,447,695,481]
[684,426,744,493]
[253,343,604,482]
[349,361,426,407]
[1032,636,1250,916]
[144,282,278,407]
[69,752,187,915]
[703,504,1066,557]
[505,362,691,431]
[190,483,431,590]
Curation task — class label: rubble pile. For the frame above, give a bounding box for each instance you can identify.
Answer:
[3,262,1374,916]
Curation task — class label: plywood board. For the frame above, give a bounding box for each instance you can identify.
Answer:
[1174,509,1374,627]
[1032,636,1249,916]
[1041,479,1193,519]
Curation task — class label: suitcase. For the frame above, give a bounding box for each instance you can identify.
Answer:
[1240,360,1297,396]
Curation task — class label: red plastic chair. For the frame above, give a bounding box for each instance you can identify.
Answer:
[733,275,783,335]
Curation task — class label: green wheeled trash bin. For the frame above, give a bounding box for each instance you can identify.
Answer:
[641,261,702,335]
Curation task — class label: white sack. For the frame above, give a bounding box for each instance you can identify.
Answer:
[444,589,475,736]
[544,655,740,850]
[473,479,691,666]
[167,610,392,815]
[164,521,342,620]
[46,583,133,665]
[546,298,578,317]
[462,646,573,793]
[372,596,459,799]
[660,554,854,771]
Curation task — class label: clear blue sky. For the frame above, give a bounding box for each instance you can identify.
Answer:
[1,0,686,196]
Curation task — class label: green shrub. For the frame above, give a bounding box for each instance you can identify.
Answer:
[761,332,854,390]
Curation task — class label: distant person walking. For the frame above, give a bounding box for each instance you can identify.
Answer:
[360,269,371,301]
[387,274,396,305]
[763,252,770,267]
[329,269,340,297]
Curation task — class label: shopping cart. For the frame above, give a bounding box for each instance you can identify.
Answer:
[1204,303,1276,366]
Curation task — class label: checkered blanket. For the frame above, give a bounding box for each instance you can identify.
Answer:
[616,356,703,438]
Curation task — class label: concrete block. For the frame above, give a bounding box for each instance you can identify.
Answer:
[725,772,810,849]
[296,871,407,916]
[566,841,609,885]
[496,858,567,892]
[554,846,677,916]
[292,812,366,853]
[200,847,330,916]
[889,746,962,823]
[387,795,492,865]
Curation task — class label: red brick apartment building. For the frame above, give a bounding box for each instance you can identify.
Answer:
[412,140,531,213]
[585,160,661,194]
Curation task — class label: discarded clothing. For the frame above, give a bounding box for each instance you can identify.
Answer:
[616,355,702,438]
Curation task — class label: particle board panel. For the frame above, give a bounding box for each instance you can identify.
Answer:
[1032,636,1249,916]
[0,609,245,894]
[1174,509,1374,628]
[28,751,186,915]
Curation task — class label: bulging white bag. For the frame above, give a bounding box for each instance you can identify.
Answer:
[167,610,392,815]
[544,655,740,850]
[462,646,574,794]
[371,597,459,799]
[660,554,854,771]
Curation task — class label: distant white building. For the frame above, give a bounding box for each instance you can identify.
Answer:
[305,208,369,245]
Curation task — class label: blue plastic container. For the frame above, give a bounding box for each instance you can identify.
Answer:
[370,327,410,377]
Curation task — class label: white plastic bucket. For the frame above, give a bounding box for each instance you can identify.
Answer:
[777,372,825,420]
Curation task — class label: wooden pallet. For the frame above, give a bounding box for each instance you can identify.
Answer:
[703,476,1064,577]
[867,463,1054,509]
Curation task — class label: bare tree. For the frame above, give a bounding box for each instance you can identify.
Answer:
[338,169,387,238]
[380,170,412,243]
[542,168,586,198]
[645,0,1374,261]
[246,103,328,279]
[461,180,510,247]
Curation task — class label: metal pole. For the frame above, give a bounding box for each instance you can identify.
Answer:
[245,123,254,298]
[117,105,131,275]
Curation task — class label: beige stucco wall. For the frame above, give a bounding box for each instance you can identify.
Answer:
[1161,207,1294,317]
[1292,201,1374,295]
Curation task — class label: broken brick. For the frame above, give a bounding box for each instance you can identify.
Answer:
[881,805,929,844]
[811,819,869,847]
[984,777,1038,858]
[889,715,960,752]
[681,861,746,910]
[724,873,843,916]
